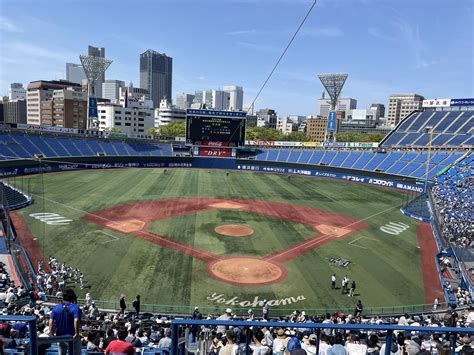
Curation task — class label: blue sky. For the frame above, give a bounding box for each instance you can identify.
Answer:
[0,0,472,116]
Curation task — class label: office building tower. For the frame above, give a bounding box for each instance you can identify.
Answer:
[140,49,172,109]
[66,63,87,85]
[88,45,106,98]
[223,85,243,110]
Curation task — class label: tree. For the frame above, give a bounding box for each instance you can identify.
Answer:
[159,121,185,137]
[286,131,310,142]
[105,127,121,132]
[146,127,160,136]
[246,127,285,141]
[335,132,386,142]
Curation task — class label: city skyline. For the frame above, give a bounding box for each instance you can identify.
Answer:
[0,0,472,116]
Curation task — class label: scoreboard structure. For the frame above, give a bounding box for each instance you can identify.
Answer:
[185,109,246,149]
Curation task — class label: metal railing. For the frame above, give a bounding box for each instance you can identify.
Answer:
[45,295,452,317]
[0,315,73,355]
[170,319,474,355]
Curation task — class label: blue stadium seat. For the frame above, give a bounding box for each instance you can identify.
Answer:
[266,149,278,161]
[297,150,312,164]
[288,150,301,163]
[329,151,349,167]
[320,150,337,165]
[364,153,388,170]
[352,152,374,169]
[308,150,324,165]
[341,151,362,168]
[255,150,268,160]
[277,149,290,162]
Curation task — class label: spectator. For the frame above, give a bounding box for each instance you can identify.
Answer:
[48,288,82,355]
[105,328,134,355]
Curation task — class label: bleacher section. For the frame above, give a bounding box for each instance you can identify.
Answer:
[253,148,465,179]
[0,131,173,160]
[0,129,468,181]
[382,110,473,147]
[0,183,31,210]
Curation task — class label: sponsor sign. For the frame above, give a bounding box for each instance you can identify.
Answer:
[450,98,474,106]
[303,142,321,147]
[198,147,233,157]
[16,124,78,134]
[422,99,451,108]
[88,97,98,118]
[202,140,228,147]
[327,111,337,132]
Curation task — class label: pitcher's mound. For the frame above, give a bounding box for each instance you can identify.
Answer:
[215,224,254,237]
[208,257,286,285]
[106,219,145,233]
[209,202,243,209]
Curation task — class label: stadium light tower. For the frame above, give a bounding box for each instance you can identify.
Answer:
[80,54,112,129]
[318,73,348,142]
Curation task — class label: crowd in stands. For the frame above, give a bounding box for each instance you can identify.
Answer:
[0,282,472,354]
[432,155,473,249]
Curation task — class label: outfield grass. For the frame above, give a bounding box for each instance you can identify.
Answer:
[12,169,425,313]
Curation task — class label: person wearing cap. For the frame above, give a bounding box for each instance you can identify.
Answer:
[49,288,82,355]
[331,274,336,290]
[216,308,233,334]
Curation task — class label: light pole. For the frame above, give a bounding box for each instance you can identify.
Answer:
[424,126,434,193]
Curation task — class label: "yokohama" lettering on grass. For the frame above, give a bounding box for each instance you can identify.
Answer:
[206,293,306,307]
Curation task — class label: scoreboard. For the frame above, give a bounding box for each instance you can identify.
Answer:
[185,109,246,147]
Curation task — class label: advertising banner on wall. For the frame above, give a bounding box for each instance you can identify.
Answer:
[327,111,337,132]
[450,98,474,106]
[88,97,98,118]
[422,99,451,108]
[198,147,234,157]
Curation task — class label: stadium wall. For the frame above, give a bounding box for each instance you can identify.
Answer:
[0,156,427,193]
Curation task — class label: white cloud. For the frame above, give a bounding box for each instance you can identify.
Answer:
[300,27,343,37]
[3,41,75,61]
[0,16,23,33]
[236,41,281,53]
[225,29,259,36]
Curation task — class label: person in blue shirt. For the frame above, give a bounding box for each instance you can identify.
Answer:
[49,289,82,355]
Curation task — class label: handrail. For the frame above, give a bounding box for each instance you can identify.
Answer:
[44,295,453,317]
[170,319,474,355]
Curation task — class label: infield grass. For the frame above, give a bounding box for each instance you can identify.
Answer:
[12,168,425,314]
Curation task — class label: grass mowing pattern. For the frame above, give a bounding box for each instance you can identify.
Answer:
[13,169,424,312]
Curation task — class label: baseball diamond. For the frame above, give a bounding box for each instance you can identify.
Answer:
[9,168,442,311]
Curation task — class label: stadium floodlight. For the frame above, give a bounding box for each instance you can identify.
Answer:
[79,54,112,129]
[317,73,348,111]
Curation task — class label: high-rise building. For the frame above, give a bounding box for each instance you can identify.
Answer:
[102,80,125,103]
[3,100,27,124]
[97,94,154,134]
[306,116,340,142]
[317,94,357,118]
[175,93,195,109]
[154,98,186,127]
[40,88,87,129]
[256,108,277,129]
[223,85,243,110]
[194,90,230,110]
[66,63,86,85]
[387,94,424,126]
[26,80,81,125]
[370,103,385,120]
[140,49,172,109]
[9,83,26,101]
[88,45,106,98]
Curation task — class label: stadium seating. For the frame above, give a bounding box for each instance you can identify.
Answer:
[0,131,173,159]
[255,148,465,179]
[382,110,473,147]
[0,129,468,180]
[0,182,31,210]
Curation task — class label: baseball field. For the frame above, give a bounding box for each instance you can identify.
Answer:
[10,168,442,314]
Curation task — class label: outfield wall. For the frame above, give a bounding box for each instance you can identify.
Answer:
[0,156,427,193]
